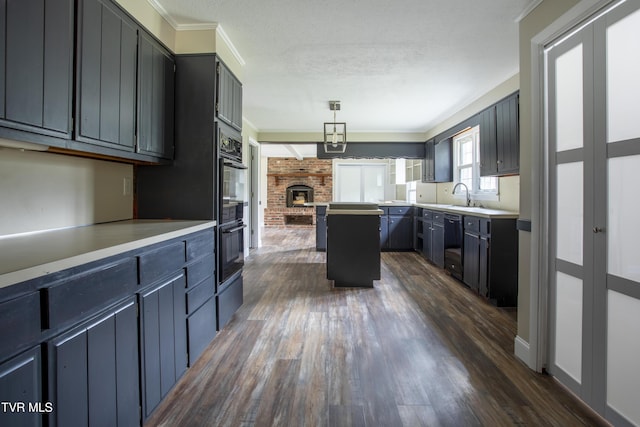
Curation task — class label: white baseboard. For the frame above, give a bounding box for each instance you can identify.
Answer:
[514,335,530,365]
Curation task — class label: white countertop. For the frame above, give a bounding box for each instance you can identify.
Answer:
[0,219,215,289]
[325,201,518,218]
[414,203,519,218]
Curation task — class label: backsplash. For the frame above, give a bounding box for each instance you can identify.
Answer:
[0,146,133,236]
[436,175,520,211]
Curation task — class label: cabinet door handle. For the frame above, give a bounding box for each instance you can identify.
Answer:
[593,227,604,233]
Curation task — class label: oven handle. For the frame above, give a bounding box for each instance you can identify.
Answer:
[222,224,247,234]
[223,160,248,170]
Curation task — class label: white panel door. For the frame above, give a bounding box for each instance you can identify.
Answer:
[546,2,640,425]
[335,163,386,203]
[603,5,640,425]
[335,165,361,202]
[547,26,588,394]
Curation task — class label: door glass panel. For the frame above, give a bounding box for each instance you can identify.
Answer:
[362,165,386,203]
[336,165,361,202]
[608,155,640,282]
[607,290,640,426]
[607,8,640,143]
[555,271,583,383]
[555,44,584,152]
[556,162,583,265]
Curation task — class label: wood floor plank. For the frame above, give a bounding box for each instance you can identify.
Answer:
[145,228,609,427]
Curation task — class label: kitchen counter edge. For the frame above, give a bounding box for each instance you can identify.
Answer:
[0,219,216,289]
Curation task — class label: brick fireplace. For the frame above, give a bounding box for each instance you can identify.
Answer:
[264,158,332,228]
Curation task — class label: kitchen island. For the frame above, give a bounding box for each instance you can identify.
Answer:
[326,203,382,287]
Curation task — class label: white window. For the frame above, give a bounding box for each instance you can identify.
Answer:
[453,126,498,200]
[334,163,387,202]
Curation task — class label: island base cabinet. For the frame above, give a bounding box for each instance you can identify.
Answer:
[139,274,187,420]
[0,346,42,427]
[327,214,381,287]
[315,206,327,251]
[48,298,139,427]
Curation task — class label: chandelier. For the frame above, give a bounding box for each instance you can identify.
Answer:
[323,100,347,153]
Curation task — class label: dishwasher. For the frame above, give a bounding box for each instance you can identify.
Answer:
[444,213,463,280]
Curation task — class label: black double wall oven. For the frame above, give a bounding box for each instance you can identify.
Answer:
[218,123,246,289]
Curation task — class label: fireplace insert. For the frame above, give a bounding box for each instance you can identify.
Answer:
[286,185,314,207]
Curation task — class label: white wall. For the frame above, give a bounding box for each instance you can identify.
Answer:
[0,148,133,236]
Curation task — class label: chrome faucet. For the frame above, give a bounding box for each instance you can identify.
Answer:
[452,182,471,207]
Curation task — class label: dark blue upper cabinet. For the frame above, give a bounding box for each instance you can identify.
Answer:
[424,137,452,183]
[495,93,519,175]
[0,0,73,138]
[479,92,519,176]
[137,32,175,159]
[216,60,243,131]
[76,0,137,151]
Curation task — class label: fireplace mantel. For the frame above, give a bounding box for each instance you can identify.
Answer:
[267,172,332,185]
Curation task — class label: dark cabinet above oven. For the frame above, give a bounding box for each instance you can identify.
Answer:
[216,60,243,132]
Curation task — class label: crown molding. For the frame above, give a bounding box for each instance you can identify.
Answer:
[215,25,246,66]
[515,0,543,22]
[145,0,179,28]
[145,0,245,66]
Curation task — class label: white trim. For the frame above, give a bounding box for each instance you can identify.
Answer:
[514,335,531,365]
[175,23,218,31]
[243,118,259,133]
[144,1,245,67]
[528,0,620,373]
[145,0,179,28]
[216,25,246,67]
[515,0,543,23]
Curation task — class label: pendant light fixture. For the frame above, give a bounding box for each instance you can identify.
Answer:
[323,100,347,153]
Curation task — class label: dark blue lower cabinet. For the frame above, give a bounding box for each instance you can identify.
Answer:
[187,296,217,366]
[0,346,42,427]
[48,298,139,427]
[217,272,243,330]
[388,215,413,250]
[139,273,187,420]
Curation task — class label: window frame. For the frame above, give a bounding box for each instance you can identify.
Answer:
[452,125,499,202]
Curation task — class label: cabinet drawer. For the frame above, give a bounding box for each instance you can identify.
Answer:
[380,207,390,215]
[186,230,214,261]
[187,297,216,366]
[0,293,41,361]
[388,206,413,216]
[47,258,137,329]
[186,276,215,315]
[186,254,215,288]
[432,211,445,224]
[464,216,481,233]
[139,241,186,285]
[423,210,433,220]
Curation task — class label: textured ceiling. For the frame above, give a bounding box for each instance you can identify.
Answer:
[154,0,532,134]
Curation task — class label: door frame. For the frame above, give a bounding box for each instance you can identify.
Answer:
[528,0,620,373]
[248,137,260,249]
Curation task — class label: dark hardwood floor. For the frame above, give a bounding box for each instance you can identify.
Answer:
[146,228,608,427]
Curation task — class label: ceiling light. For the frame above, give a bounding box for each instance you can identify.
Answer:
[323,101,346,153]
